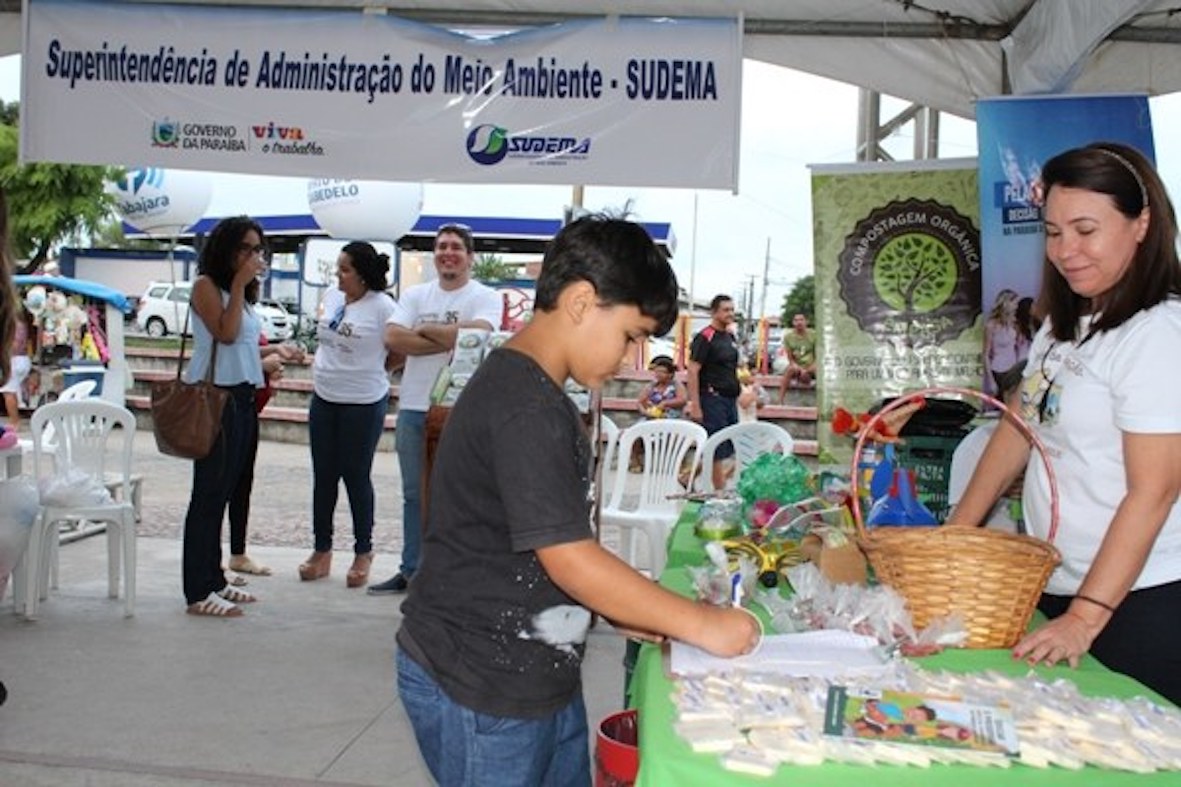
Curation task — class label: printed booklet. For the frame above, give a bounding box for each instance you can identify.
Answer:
[823,686,1020,756]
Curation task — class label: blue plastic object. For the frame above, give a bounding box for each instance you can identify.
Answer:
[869,443,896,501]
[866,467,938,527]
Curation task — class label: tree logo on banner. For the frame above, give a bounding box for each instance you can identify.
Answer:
[836,198,980,349]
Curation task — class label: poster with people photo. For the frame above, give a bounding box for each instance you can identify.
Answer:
[975,94,1155,398]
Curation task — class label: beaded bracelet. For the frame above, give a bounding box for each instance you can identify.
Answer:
[1075,593,1116,613]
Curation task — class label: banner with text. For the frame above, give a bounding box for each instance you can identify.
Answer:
[812,160,983,459]
[22,1,740,188]
[975,94,1153,397]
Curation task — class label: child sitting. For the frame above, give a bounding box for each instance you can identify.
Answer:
[636,354,687,420]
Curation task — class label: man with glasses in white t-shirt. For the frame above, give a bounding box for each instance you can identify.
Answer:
[369,224,502,595]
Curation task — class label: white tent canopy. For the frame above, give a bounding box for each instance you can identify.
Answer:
[4,0,1180,117]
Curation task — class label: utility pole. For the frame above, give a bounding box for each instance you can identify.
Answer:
[743,274,757,345]
[688,191,699,313]
[758,237,771,323]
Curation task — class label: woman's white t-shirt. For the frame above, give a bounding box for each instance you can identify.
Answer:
[313,288,398,404]
[1021,300,1181,595]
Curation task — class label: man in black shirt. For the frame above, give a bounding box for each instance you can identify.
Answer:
[686,294,740,489]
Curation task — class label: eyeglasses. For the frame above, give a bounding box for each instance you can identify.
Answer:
[238,242,268,257]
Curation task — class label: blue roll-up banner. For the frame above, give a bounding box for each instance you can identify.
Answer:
[974,94,1155,397]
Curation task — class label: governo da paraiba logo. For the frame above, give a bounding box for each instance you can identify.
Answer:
[836,198,981,348]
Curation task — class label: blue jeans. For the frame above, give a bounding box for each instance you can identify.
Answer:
[182,385,257,605]
[308,393,388,554]
[397,648,591,787]
[395,409,426,577]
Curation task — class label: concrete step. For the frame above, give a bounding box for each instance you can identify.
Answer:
[125,349,820,456]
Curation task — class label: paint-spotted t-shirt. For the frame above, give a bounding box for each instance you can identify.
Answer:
[397,348,593,719]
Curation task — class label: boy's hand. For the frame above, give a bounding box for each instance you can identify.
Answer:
[695,605,762,658]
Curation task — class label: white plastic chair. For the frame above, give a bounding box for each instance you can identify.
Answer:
[47,379,144,522]
[600,419,707,577]
[23,376,144,534]
[695,421,795,493]
[19,378,98,455]
[593,414,622,524]
[14,399,138,619]
[598,413,620,476]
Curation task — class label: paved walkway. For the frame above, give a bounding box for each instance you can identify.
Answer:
[0,434,630,786]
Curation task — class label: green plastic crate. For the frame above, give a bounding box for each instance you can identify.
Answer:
[892,433,967,522]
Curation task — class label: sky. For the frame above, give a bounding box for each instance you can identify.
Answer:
[4,53,1181,319]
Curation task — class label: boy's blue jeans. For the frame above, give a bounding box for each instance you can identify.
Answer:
[397,648,591,787]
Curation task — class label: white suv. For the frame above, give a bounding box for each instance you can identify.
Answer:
[137,282,293,342]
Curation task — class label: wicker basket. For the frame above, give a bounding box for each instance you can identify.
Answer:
[851,387,1062,649]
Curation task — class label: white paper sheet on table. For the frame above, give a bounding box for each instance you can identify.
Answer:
[669,629,890,678]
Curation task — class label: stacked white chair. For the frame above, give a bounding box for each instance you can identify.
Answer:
[14,399,139,619]
[600,419,707,578]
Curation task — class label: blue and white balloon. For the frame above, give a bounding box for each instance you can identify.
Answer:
[106,168,213,237]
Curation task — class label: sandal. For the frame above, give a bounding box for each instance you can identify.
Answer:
[187,592,244,618]
[346,553,374,589]
[217,585,257,604]
[229,554,273,576]
[224,571,248,587]
[298,551,332,582]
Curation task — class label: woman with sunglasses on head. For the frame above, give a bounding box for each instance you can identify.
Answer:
[298,242,402,587]
[181,216,271,617]
[948,143,1181,704]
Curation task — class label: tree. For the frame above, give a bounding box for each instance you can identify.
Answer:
[472,252,516,282]
[780,274,815,325]
[0,100,121,273]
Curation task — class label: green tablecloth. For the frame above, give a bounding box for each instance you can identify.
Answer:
[630,505,1178,786]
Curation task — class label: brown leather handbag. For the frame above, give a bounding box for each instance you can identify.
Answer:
[150,311,228,460]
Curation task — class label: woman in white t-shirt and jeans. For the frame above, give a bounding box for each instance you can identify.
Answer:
[299,242,404,588]
[948,143,1181,705]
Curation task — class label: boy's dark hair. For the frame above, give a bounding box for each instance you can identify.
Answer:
[709,294,732,312]
[1038,142,1181,341]
[198,215,265,304]
[648,355,675,373]
[341,241,390,292]
[534,215,679,335]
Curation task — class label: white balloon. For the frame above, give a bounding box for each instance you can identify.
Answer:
[107,168,213,237]
[307,179,423,242]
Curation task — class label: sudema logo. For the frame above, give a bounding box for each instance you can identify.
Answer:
[466,124,509,165]
[466,124,590,167]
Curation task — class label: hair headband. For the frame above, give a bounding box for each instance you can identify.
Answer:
[1094,147,1150,210]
